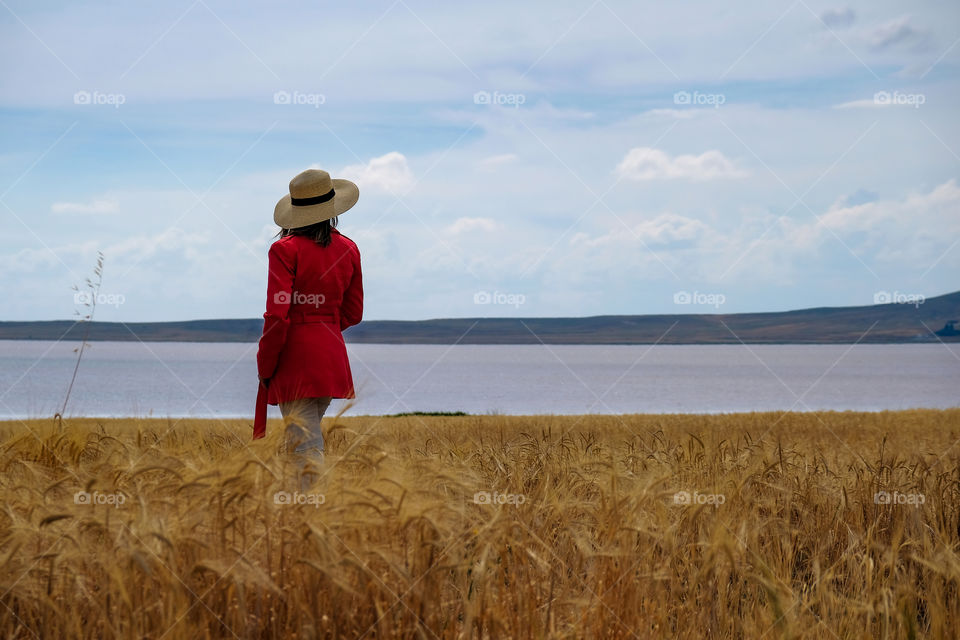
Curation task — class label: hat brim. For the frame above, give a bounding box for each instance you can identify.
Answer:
[274,178,359,229]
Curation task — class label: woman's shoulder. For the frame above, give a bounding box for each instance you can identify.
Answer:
[331,228,360,253]
[269,234,301,253]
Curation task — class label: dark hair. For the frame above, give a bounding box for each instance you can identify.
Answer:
[277,217,338,247]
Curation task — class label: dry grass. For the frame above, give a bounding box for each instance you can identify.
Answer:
[0,410,958,639]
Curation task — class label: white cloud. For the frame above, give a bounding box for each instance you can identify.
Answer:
[51,199,119,214]
[105,227,211,261]
[0,1,948,110]
[831,99,881,109]
[832,90,926,109]
[570,212,710,249]
[820,8,855,28]
[477,153,519,170]
[0,246,67,273]
[550,179,960,292]
[633,213,711,244]
[642,108,705,120]
[339,152,414,194]
[724,180,960,272]
[819,179,960,236]
[865,15,931,51]
[445,216,500,234]
[616,147,748,181]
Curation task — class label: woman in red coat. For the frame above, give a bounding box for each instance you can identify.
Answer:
[253,168,363,460]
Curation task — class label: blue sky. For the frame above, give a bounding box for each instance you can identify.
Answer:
[1,0,958,322]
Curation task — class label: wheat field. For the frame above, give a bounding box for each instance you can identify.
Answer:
[0,410,958,639]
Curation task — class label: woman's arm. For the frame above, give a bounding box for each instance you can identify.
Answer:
[257,241,296,381]
[340,245,363,331]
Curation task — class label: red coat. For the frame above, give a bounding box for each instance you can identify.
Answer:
[253,230,362,438]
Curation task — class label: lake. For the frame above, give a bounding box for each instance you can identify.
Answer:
[0,340,957,420]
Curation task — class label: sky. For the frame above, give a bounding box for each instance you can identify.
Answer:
[1,0,958,322]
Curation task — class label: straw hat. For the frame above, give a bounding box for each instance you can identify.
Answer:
[274,169,359,228]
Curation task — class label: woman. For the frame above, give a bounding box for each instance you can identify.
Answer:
[253,168,363,462]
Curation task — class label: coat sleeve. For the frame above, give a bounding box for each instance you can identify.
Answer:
[257,241,296,379]
[339,245,363,331]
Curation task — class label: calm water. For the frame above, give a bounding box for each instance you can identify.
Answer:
[0,340,957,419]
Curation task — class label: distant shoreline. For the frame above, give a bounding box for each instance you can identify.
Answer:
[0,338,956,346]
[1,290,957,344]
[3,407,956,424]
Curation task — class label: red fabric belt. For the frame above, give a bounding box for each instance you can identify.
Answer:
[253,381,267,440]
[289,308,339,324]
